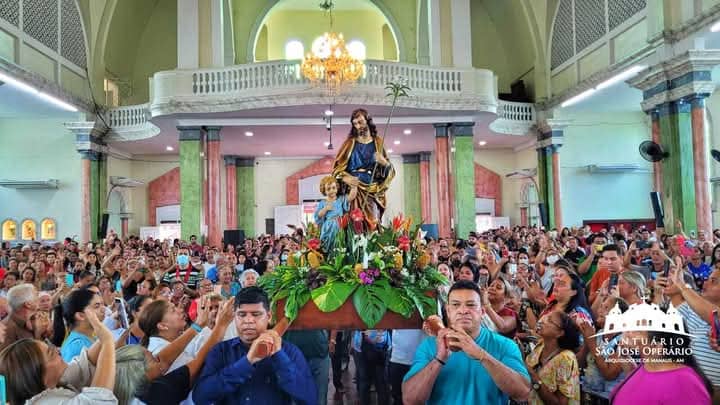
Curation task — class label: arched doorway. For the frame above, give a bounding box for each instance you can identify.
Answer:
[520,181,540,227]
[248,0,403,62]
[107,189,127,236]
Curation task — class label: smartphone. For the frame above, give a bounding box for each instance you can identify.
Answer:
[115,297,129,330]
[508,263,517,275]
[712,310,720,345]
[115,280,122,293]
[663,260,671,278]
[609,273,619,290]
[65,273,74,288]
[478,273,489,288]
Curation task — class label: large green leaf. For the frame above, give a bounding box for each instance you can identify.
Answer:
[311,281,356,312]
[353,285,388,328]
[406,288,438,319]
[284,286,311,322]
[386,292,414,318]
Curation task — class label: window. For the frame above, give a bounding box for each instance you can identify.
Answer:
[21,219,37,241]
[347,40,366,60]
[2,219,17,241]
[41,218,56,240]
[285,40,304,60]
[311,36,330,59]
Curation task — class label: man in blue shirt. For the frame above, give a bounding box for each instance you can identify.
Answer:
[402,280,530,404]
[193,287,317,405]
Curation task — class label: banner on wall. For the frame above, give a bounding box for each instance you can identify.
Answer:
[140,224,181,241]
[475,216,510,233]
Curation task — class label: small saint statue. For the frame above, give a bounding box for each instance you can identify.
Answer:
[314,176,357,253]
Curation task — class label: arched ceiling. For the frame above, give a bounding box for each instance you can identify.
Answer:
[271,0,378,11]
[104,0,160,78]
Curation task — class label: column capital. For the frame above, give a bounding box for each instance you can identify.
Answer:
[79,150,104,161]
[535,119,566,151]
[433,123,452,137]
[628,49,720,112]
[223,155,238,166]
[450,122,475,137]
[236,157,255,167]
[402,154,420,164]
[178,126,203,141]
[66,120,109,155]
[205,126,222,141]
[419,151,432,162]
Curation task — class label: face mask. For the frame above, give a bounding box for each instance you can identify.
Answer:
[281,254,288,261]
[177,254,189,266]
[595,244,605,253]
[547,255,559,265]
[519,258,529,265]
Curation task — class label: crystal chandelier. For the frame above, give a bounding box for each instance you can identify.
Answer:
[300,1,364,93]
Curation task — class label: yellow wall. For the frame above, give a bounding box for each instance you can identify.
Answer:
[255,25,268,62]
[382,24,397,60]
[262,10,389,61]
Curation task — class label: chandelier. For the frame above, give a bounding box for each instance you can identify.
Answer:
[300,1,364,93]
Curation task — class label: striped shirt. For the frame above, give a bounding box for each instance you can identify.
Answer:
[678,303,720,386]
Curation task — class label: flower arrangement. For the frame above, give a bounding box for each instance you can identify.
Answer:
[258,212,447,328]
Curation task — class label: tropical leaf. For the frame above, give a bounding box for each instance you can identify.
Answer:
[406,287,438,319]
[311,281,356,312]
[353,285,388,328]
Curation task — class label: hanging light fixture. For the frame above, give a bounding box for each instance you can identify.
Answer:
[300,0,364,94]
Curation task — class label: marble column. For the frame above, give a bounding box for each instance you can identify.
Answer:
[650,111,663,192]
[419,151,432,224]
[179,126,203,241]
[628,49,720,234]
[434,123,452,238]
[451,122,476,239]
[690,95,712,237]
[402,154,422,222]
[119,213,131,239]
[658,101,697,232]
[236,157,255,237]
[206,127,222,247]
[224,155,238,230]
[535,121,565,229]
[67,121,108,243]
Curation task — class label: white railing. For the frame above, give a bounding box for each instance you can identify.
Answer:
[189,59,466,96]
[105,103,149,128]
[497,100,535,122]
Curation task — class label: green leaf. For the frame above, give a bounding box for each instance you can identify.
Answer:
[353,285,388,328]
[284,286,311,322]
[406,288,438,319]
[386,292,414,318]
[311,281,356,312]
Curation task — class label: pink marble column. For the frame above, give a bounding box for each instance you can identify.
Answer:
[520,207,528,226]
[434,124,452,238]
[225,156,237,230]
[206,127,222,247]
[551,147,563,229]
[691,97,712,236]
[650,112,663,192]
[120,217,129,239]
[80,157,91,243]
[419,152,432,224]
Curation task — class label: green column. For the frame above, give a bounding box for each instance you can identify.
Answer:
[236,157,255,237]
[178,126,203,241]
[451,122,476,238]
[97,154,108,240]
[658,101,697,233]
[402,154,422,222]
[82,151,103,242]
[545,147,556,228]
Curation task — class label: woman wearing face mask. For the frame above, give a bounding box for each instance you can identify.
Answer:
[537,248,562,294]
[161,248,202,289]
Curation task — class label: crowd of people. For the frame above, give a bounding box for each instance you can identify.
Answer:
[0,222,719,404]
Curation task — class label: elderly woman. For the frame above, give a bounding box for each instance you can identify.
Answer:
[240,269,260,288]
[481,276,519,338]
[214,265,241,299]
[0,308,117,404]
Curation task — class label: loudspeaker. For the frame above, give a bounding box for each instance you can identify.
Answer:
[420,224,439,240]
[99,213,109,240]
[650,192,665,228]
[224,230,245,248]
[538,203,548,228]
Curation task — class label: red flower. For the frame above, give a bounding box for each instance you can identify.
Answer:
[398,235,411,251]
[392,215,404,232]
[350,208,364,222]
[337,215,349,230]
[307,238,321,251]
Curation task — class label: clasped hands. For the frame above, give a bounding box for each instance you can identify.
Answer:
[435,326,485,362]
[247,330,282,364]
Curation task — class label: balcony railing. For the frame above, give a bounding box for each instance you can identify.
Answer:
[151,59,497,115]
[490,100,536,136]
[105,103,149,128]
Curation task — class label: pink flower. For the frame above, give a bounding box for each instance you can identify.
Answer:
[350,208,364,223]
[398,235,411,251]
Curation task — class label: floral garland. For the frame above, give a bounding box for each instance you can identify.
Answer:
[258,211,447,328]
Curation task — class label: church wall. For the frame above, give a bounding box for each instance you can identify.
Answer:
[0,118,82,242]
[263,10,388,61]
[554,110,654,227]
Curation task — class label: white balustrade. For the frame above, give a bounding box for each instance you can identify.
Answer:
[497,100,535,122]
[106,103,149,128]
